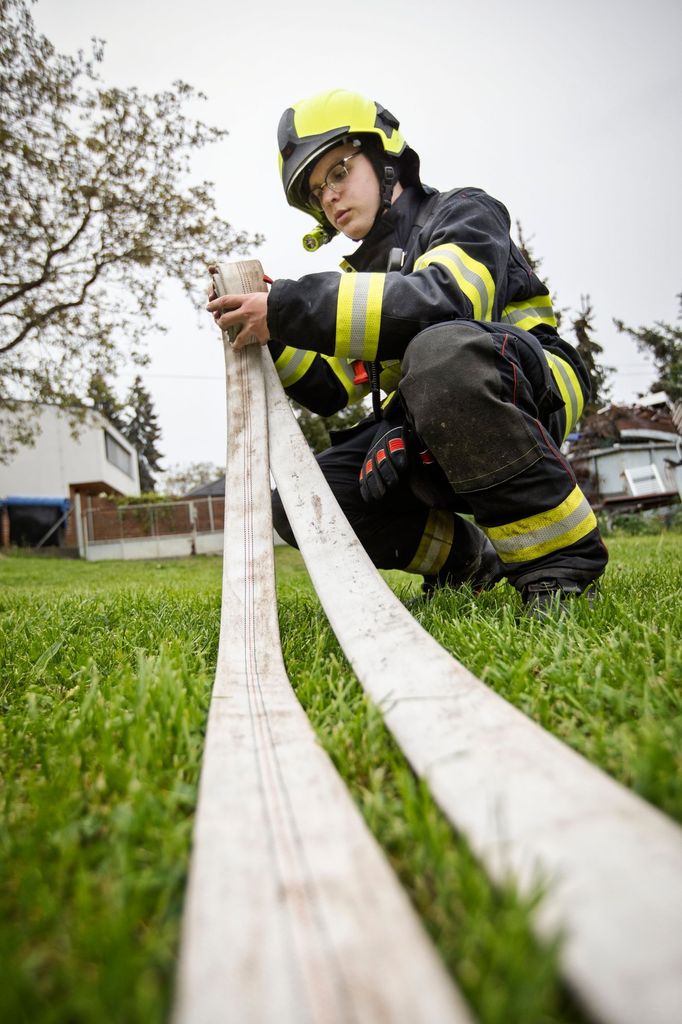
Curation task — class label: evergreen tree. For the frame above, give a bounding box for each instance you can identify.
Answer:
[614,294,682,402]
[515,222,615,417]
[123,376,163,492]
[87,372,126,433]
[515,220,542,273]
[160,461,225,496]
[514,221,565,329]
[291,399,366,454]
[571,295,612,415]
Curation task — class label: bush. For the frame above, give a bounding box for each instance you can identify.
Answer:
[602,505,682,535]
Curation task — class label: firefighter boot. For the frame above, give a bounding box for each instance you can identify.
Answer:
[421,518,504,599]
[521,578,598,619]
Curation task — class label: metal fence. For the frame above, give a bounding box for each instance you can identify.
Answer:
[81,496,224,544]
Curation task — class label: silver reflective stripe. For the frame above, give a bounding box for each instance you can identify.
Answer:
[420,534,446,575]
[335,358,356,384]
[492,494,594,558]
[348,275,374,359]
[547,353,578,430]
[446,251,490,320]
[334,357,361,397]
[502,305,554,328]
[322,355,368,402]
[545,352,580,434]
[406,510,454,575]
[415,245,493,320]
[278,348,310,385]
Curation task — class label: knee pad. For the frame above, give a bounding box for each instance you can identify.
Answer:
[400,321,542,492]
[401,322,487,427]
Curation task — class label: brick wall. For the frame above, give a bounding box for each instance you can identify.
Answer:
[0,506,10,547]
[80,495,225,544]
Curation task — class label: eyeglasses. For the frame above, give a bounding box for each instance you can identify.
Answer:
[308,150,361,210]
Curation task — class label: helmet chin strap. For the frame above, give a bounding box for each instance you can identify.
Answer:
[379,165,397,212]
[362,144,399,226]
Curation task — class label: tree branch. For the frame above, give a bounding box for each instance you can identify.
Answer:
[0,201,96,310]
[0,252,112,355]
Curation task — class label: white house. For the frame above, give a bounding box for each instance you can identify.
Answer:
[568,394,682,516]
[0,404,139,548]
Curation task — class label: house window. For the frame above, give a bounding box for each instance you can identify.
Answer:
[104,430,133,477]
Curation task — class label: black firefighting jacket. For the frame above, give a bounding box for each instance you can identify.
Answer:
[266,185,588,433]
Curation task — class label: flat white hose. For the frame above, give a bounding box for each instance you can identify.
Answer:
[262,307,682,1024]
[173,260,473,1024]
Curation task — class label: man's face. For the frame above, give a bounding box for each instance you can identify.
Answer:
[308,143,380,241]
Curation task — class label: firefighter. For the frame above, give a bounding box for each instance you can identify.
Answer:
[207,89,608,613]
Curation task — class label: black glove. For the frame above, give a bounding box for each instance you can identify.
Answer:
[359,425,409,502]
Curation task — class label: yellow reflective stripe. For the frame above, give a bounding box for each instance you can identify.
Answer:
[484,485,597,564]
[545,352,584,437]
[501,294,558,332]
[321,355,368,403]
[379,360,402,394]
[336,272,355,355]
[274,346,317,387]
[336,272,385,360]
[545,352,572,437]
[406,510,454,575]
[414,243,495,320]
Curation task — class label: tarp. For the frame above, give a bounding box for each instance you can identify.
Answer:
[1,496,70,512]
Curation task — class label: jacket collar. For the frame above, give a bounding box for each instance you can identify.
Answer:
[342,186,428,272]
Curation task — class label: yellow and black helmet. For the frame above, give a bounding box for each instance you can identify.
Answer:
[277,88,421,249]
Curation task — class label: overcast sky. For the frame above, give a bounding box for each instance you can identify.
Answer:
[32,0,682,474]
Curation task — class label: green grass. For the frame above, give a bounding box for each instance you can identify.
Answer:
[0,557,221,1024]
[410,535,682,823]
[1,538,680,1023]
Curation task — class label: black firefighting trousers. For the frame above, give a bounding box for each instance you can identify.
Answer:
[272,320,608,591]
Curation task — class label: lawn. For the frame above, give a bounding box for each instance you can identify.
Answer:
[1,536,680,1023]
